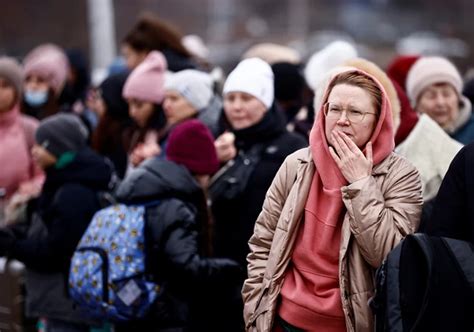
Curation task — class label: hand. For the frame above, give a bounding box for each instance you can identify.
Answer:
[4,194,29,226]
[17,181,41,197]
[130,143,145,167]
[140,141,161,160]
[131,142,161,167]
[329,131,373,183]
[215,132,237,163]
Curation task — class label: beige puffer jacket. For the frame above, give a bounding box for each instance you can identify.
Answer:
[242,147,423,331]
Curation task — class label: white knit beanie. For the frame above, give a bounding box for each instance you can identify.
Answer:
[223,58,274,109]
[164,69,213,111]
[304,40,358,91]
[406,56,462,107]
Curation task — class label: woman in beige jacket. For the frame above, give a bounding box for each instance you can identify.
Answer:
[242,62,423,332]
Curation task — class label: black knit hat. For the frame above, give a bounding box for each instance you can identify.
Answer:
[35,113,88,157]
[99,71,130,119]
[272,62,304,102]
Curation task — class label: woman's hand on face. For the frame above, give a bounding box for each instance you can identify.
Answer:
[329,131,373,183]
[215,132,237,163]
[131,142,161,167]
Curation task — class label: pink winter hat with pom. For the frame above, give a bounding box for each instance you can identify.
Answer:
[23,43,69,95]
[122,51,167,104]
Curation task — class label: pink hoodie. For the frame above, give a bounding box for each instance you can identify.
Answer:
[278,69,395,331]
[0,105,44,199]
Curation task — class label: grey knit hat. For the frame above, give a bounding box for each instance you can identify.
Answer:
[0,57,23,96]
[164,69,214,111]
[36,113,88,158]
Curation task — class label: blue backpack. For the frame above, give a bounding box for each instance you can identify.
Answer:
[69,202,162,321]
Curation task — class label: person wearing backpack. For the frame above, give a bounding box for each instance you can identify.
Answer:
[242,62,423,331]
[111,119,240,331]
[0,113,115,331]
[426,142,474,243]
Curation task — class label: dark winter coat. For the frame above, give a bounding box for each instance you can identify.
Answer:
[9,148,114,323]
[211,105,308,267]
[161,48,197,72]
[426,142,474,243]
[115,158,240,331]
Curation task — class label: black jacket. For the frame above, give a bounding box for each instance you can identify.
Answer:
[115,158,239,331]
[10,148,114,272]
[212,106,307,267]
[426,142,474,243]
[161,48,197,72]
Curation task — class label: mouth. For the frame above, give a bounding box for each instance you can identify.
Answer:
[333,130,353,137]
[432,111,449,118]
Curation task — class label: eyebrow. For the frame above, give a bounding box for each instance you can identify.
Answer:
[327,103,365,110]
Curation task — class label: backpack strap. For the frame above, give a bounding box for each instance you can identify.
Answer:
[143,201,162,279]
[384,239,404,332]
[410,234,435,330]
[20,116,38,177]
[209,142,266,187]
[20,116,36,151]
[440,237,474,292]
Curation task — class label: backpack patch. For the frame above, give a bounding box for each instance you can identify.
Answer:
[69,203,161,321]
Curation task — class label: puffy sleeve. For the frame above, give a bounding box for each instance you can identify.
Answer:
[242,152,297,327]
[341,154,423,268]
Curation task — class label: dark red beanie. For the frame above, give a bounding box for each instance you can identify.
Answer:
[392,79,419,146]
[386,55,419,92]
[166,119,219,175]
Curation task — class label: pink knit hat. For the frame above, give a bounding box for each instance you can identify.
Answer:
[406,56,462,107]
[23,43,69,95]
[122,51,167,104]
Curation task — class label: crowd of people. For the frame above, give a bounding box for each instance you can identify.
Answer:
[0,12,473,332]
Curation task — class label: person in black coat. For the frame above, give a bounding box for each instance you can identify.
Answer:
[425,142,474,243]
[210,58,307,331]
[0,113,114,331]
[212,58,307,268]
[114,119,240,332]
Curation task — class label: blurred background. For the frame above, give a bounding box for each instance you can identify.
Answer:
[1,0,473,80]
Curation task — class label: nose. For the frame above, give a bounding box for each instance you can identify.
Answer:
[163,98,171,111]
[336,110,350,125]
[233,98,243,109]
[228,98,244,113]
[31,145,39,158]
[434,93,447,106]
[129,106,138,118]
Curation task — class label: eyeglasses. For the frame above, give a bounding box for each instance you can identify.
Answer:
[323,102,377,123]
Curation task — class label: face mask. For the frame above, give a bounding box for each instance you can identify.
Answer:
[24,90,48,107]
